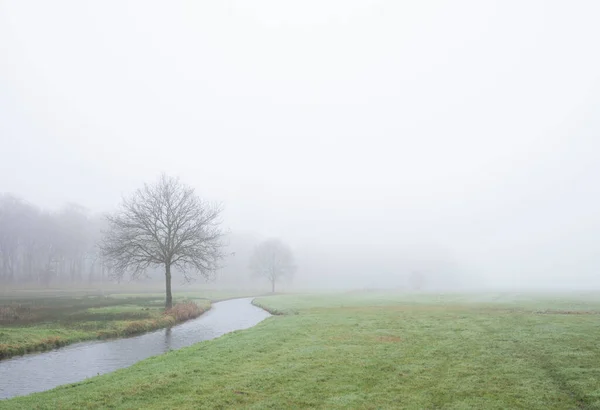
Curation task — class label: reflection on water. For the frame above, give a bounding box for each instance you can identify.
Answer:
[164,327,172,351]
[0,298,270,399]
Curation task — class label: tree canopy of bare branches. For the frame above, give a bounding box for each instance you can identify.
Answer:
[101,174,225,308]
[249,238,296,293]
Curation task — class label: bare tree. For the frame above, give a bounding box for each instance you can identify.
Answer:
[100,174,225,309]
[249,238,295,293]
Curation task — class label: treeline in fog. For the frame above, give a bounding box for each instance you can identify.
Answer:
[0,193,281,290]
[0,194,108,286]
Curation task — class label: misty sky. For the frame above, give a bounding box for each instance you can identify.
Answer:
[2,1,600,288]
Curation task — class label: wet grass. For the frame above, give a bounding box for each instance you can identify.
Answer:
[0,293,211,359]
[4,292,600,409]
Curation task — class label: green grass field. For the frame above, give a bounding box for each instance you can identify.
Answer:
[0,290,248,359]
[4,292,600,409]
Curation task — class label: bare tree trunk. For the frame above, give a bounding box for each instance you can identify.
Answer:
[165,263,173,309]
[271,278,275,293]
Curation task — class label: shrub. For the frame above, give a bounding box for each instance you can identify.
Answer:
[164,302,202,322]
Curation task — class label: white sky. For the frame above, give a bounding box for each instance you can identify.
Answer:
[1,1,600,288]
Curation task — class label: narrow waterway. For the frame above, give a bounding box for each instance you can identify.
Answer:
[0,297,270,399]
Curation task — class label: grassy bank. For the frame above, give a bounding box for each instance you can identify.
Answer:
[5,292,600,409]
[0,293,212,359]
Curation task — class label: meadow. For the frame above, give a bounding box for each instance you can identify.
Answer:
[3,291,600,409]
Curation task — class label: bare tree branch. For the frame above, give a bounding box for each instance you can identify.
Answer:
[100,174,225,308]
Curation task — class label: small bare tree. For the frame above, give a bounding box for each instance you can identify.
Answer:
[249,238,295,293]
[101,174,224,309]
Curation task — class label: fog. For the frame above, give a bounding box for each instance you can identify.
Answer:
[2,1,600,291]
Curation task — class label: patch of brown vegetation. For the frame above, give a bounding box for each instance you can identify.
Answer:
[122,320,155,335]
[165,301,203,321]
[40,336,63,347]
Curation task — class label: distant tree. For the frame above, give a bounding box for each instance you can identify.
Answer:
[249,238,295,293]
[100,174,225,309]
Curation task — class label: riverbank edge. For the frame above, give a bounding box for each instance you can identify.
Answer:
[251,297,297,316]
[0,300,212,360]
